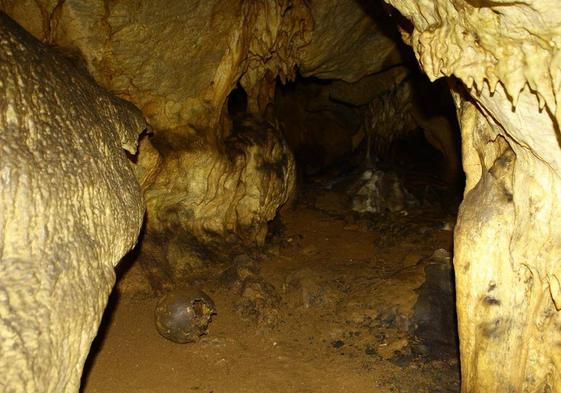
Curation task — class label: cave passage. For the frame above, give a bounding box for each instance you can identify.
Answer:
[81,68,464,393]
[72,1,460,392]
[3,0,560,390]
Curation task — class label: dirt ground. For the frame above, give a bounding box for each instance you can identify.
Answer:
[81,174,460,393]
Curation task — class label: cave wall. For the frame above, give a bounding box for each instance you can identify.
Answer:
[0,13,145,392]
[0,0,311,131]
[2,0,559,391]
[0,0,311,286]
[0,0,433,287]
[383,0,561,391]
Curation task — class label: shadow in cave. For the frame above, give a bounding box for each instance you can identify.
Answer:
[272,59,463,390]
[79,291,120,393]
[79,232,144,393]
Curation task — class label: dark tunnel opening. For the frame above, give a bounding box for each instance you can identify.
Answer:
[268,68,463,375]
[227,82,248,119]
[273,69,464,207]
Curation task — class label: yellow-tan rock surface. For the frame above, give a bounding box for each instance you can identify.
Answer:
[384,0,561,390]
[0,0,309,279]
[0,12,145,392]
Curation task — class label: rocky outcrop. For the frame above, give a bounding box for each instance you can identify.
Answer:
[141,117,296,290]
[0,12,145,393]
[0,0,309,386]
[147,117,295,248]
[384,0,561,391]
[0,0,309,280]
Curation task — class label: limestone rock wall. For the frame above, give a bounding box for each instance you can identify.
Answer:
[0,0,312,134]
[240,0,313,114]
[386,0,561,124]
[0,0,310,275]
[299,0,403,82]
[384,0,561,391]
[141,117,295,289]
[0,13,145,392]
[453,86,561,392]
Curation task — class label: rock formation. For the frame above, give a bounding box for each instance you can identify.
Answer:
[0,0,308,287]
[141,116,296,290]
[384,0,561,391]
[0,12,145,392]
[2,0,560,391]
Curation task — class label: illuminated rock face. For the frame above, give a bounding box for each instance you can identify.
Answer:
[0,0,308,269]
[0,13,145,393]
[141,117,296,290]
[0,0,312,130]
[1,1,428,281]
[4,0,560,390]
[384,0,561,391]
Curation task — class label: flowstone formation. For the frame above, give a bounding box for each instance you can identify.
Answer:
[383,0,561,391]
[0,0,310,285]
[0,12,145,393]
[142,117,296,290]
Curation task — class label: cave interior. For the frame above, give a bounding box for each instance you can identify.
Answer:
[83,5,464,393]
[2,0,560,392]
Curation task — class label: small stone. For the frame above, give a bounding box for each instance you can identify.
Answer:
[331,340,345,349]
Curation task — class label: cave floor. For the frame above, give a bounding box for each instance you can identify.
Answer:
[81,179,460,393]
